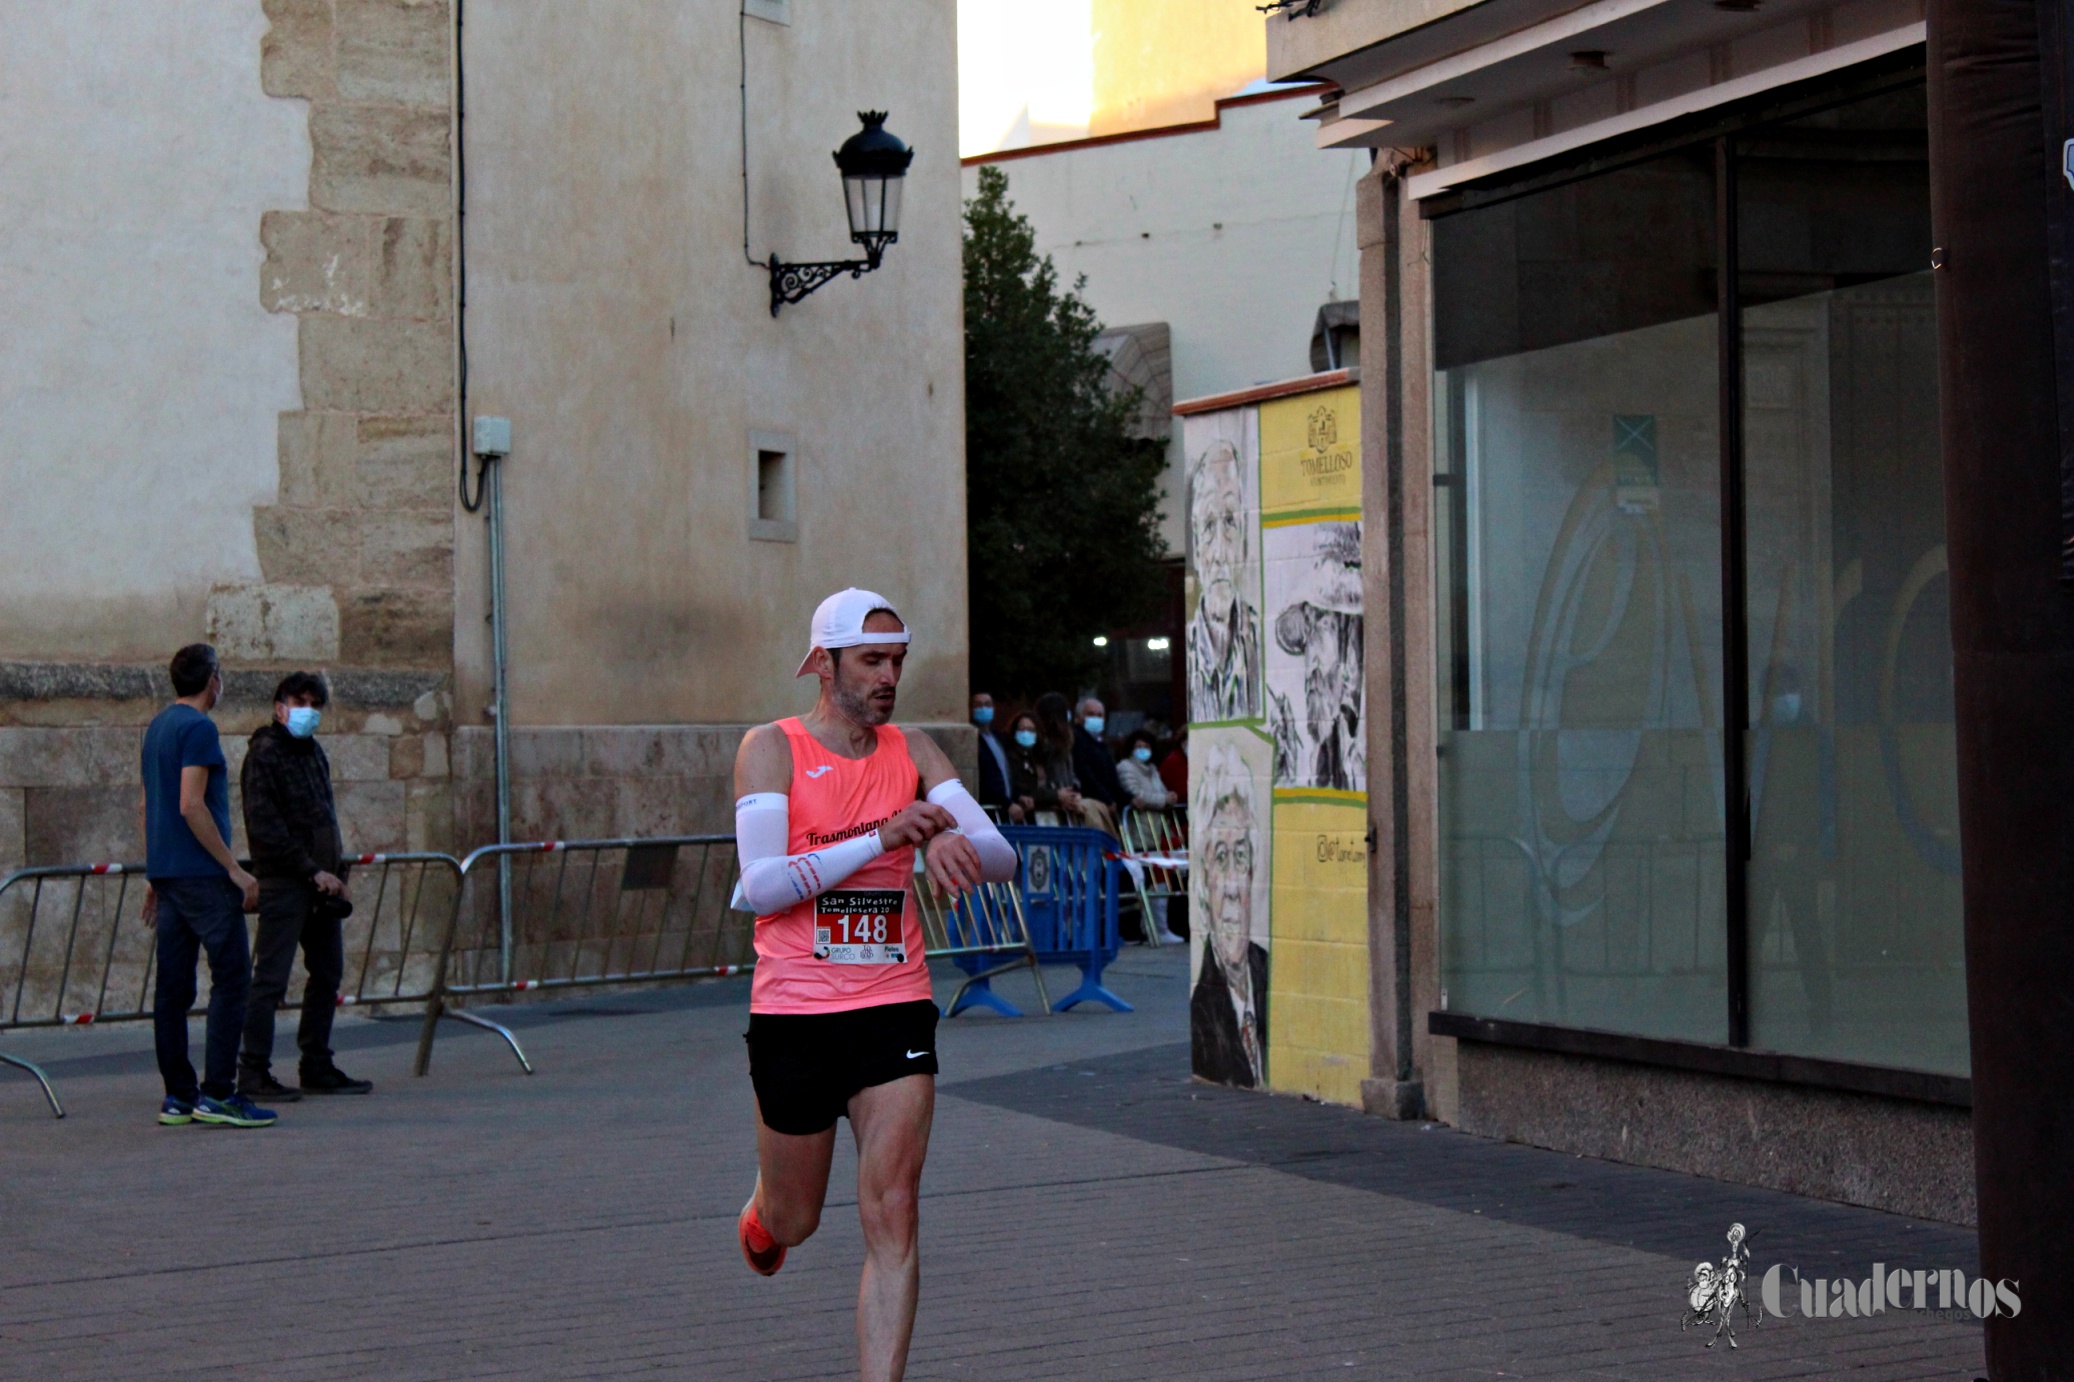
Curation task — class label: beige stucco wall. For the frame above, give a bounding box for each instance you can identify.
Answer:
[1,0,969,876]
[0,0,309,660]
[0,0,461,873]
[459,0,968,732]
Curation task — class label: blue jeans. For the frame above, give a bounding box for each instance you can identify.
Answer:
[151,875,250,1102]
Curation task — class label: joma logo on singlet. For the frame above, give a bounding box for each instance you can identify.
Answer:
[805,765,833,778]
[805,817,889,847]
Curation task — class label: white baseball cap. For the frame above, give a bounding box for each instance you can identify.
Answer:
[795,588,909,676]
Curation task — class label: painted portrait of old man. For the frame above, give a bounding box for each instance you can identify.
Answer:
[1186,429,1263,724]
[1266,520,1364,792]
[1190,739,1269,1087]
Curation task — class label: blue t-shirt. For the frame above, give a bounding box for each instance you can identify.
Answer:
[142,704,231,880]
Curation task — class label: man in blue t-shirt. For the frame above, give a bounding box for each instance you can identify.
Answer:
[140,644,275,1129]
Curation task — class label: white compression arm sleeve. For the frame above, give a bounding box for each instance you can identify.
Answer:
[729,792,886,913]
[926,779,1019,883]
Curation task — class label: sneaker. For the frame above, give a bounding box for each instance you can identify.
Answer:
[299,1064,373,1096]
[159,1095,195,1126]
[192,1092,277,1128]
[738,1198,786,1276]
[238,1070,305,1104]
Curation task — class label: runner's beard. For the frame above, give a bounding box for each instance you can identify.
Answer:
[833,677,894,727]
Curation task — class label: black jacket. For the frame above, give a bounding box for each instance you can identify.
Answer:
[1072,725,1124,807]
[1007,742,1067,810]
[1191,943,1270,1089]
[975,730,1013,808]
[241,723,343,882]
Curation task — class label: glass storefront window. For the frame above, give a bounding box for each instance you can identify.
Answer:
[1737,91,1966,1075]
[1431,76,1963,1074]
[1433,149,1728,1043]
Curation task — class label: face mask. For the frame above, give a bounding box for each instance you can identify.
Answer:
[1014,729,1038,749]
[1082,716,1105,736]
[1133,746,1153,763]
[973,706,994,725]
[285,706,321,739]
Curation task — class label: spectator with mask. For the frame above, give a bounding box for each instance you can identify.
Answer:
[1115,727,1184,944]
[1117,728,1177,809]
[140,643,274,1129]
[970,692,1016,819]
[239,671,373,1102]
[1071,696,1126,812]
[1003,711,1068,821]
[1034,693,1118,836]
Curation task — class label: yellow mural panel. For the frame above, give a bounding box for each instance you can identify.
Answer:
[1259,386,1360,522]
[1267,795,1369,1105]
[1189,381,1370,1106]
[1270,995,1368,1104]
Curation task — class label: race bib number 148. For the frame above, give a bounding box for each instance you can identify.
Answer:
[814,890,907,965]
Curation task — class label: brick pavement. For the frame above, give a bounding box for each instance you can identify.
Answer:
[0,948,1985,1380]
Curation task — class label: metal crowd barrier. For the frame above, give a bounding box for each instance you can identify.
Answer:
[6,824,1118,1112]
[911,860,1051,1018]
[0,852,463,1118]
[1116,806,1188,946]
[412,835,748,1077]
[986,825,1129,1013]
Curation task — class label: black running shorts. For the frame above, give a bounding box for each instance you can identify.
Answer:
[745,998,940,1136]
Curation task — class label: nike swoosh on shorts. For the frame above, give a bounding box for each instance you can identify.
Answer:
[906,1050,931,1059]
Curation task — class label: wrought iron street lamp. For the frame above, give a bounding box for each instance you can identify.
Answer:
[768,111,914,316]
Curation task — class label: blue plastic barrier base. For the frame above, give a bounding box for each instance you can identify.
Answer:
[945,979,1024,1019]
[1050,974,1133,1013]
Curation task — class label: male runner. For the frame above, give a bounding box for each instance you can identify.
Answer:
[730,588,1018,1382]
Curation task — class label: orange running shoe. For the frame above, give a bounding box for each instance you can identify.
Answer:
[739,1197,786,1276]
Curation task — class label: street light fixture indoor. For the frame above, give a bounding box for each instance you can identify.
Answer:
[767,111,914,316]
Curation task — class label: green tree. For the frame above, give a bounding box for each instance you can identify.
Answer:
[963,164,1167,698]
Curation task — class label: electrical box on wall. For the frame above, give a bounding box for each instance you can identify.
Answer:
[473,415,512,458]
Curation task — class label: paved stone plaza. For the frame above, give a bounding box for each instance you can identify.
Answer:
[0,948,1985,1380]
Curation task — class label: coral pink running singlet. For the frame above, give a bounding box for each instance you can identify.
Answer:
[749,717,933,1015]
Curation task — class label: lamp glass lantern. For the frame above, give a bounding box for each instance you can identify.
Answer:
[835,110,914,264]
[765,110,914,315]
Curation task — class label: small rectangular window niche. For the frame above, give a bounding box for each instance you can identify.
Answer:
[749,428,798,543]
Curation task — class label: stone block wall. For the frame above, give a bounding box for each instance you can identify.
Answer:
[453,727,747,846]
[1,701,979,877]
[0,665,454,876]
[0,664,453,1025]
[213,0,457,670]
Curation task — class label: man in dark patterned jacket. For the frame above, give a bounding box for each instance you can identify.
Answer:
[237,672,372,1100]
